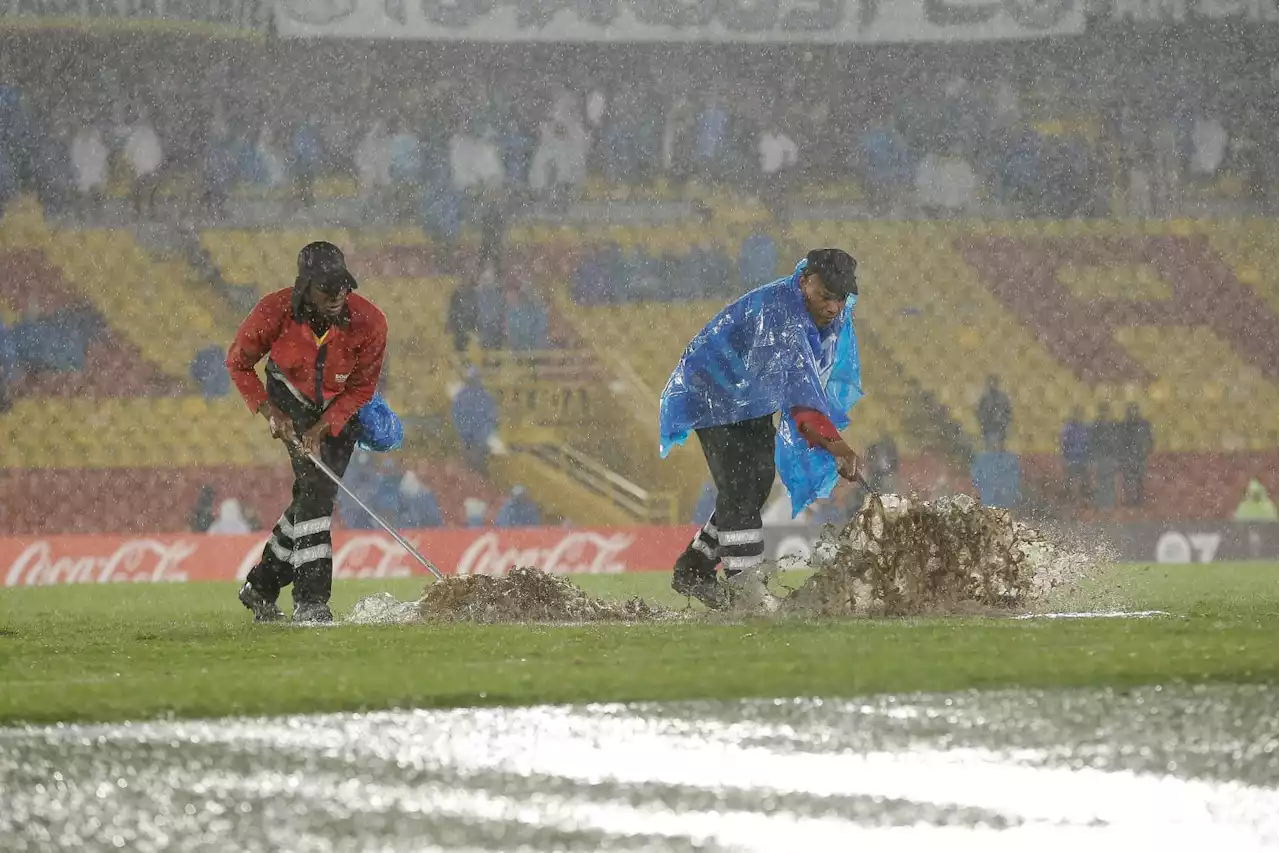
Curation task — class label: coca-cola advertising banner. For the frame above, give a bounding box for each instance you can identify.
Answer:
[0,526,695,587]
[272,0,1084,43]
[4,518,1270,586]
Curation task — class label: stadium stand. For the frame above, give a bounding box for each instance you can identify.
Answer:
[3,199,1275,531]
[7,199,1280,527]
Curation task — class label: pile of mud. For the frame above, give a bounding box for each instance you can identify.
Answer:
[780,493,1100,617]
[346,495,1101,624]
[416,566,671,623]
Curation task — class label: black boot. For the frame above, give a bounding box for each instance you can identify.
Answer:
[239,582,284,623]
[671,546,725,609]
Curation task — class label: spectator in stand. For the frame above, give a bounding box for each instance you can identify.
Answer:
[476,186,508,272]
[368,456,404,525]
[203,121,234,218]
[70,122,108,214]
[123,107,163,218]
[475,263,505,349]
[451,367,499,474]
[188,485,217,533]
[1234,479,1277,522]
[339,450,379,530]
[446,276,480,354]
[450,122,504,193]
[463,497,488,528]
[0,143,16,216]
[758,119,799,197]
[355,118,392,199]
[495,94,535,188]
[865,434,899,495]
[976,375,1012,452]
[207,498,252,535]
[0,307,14,399]
[1117,403,1154,506]
[1059,406,1091,503]
[738,232,778,294]
[915,146,978,216]
[678,239,732,300]
[190,344,231,398]
[495,485,542,527]
[1091,403,1120,510]
[243,504,264,533]
[971,447,1021,509]
[291,117,324,208]
[694,94,729,178]
[227,121,262,188]
[387,116,423,217]
[529,92,588,202]
[397,471,444,528]
[855,101,914,208]
[506,284,549,352]
[254,123,287,188]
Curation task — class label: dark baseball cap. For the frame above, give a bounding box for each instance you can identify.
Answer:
[805,248,857,299]
[297,241,357,292]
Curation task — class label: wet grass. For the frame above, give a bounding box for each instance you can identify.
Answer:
[0,562,1274,725]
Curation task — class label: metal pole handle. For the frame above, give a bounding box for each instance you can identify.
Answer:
[299,445,445,581]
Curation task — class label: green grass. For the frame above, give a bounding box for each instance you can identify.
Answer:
[0,562,1274,725]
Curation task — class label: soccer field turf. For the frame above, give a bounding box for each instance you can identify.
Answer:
[0,562,1274,725]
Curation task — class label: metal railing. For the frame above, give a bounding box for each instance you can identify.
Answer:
[518,442,677,524]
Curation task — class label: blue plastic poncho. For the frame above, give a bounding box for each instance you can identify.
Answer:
[659,258,863,517]
[357,393,404,452]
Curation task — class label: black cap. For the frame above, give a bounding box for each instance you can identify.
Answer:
[297,241,357,292]
[805,248,857,299]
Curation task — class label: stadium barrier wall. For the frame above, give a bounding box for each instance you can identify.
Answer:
[2,521,1274,586]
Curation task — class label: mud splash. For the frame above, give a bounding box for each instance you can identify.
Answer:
[348,495,1104,624]
[781,493,1105,618]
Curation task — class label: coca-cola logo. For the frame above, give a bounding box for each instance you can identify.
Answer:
[456,531,635,576]
[5,540,195,586]
[333,536,417,579]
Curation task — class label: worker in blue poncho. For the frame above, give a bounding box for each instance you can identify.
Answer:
[659,248,864,608]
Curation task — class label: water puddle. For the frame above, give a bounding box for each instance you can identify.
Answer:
[1,685,1274,852]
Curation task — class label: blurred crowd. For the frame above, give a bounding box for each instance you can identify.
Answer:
[0,34,1274,227]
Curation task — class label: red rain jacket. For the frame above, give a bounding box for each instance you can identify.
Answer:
[227,288,387,436]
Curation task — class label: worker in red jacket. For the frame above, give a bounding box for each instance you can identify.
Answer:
[226,241,387,625]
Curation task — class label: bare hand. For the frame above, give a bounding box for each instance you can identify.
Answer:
[831,443,864,484]
[298,421,329,457]
[258,402,296,445]
[836,452,863,484]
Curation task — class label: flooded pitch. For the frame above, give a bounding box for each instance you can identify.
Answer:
[1,684,1275,852]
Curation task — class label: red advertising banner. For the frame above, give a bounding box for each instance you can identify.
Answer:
[0,527,697,587]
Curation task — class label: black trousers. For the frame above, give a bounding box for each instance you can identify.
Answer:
[245,375,360,606]
[686,413,777,577]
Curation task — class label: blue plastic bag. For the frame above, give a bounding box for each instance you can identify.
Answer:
[356,393,404,453]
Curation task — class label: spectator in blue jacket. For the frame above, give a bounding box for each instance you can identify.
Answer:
[397,471,444,528]
[451,368,499,474]
[1059,406,1091,503]
[495,485,541,527]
